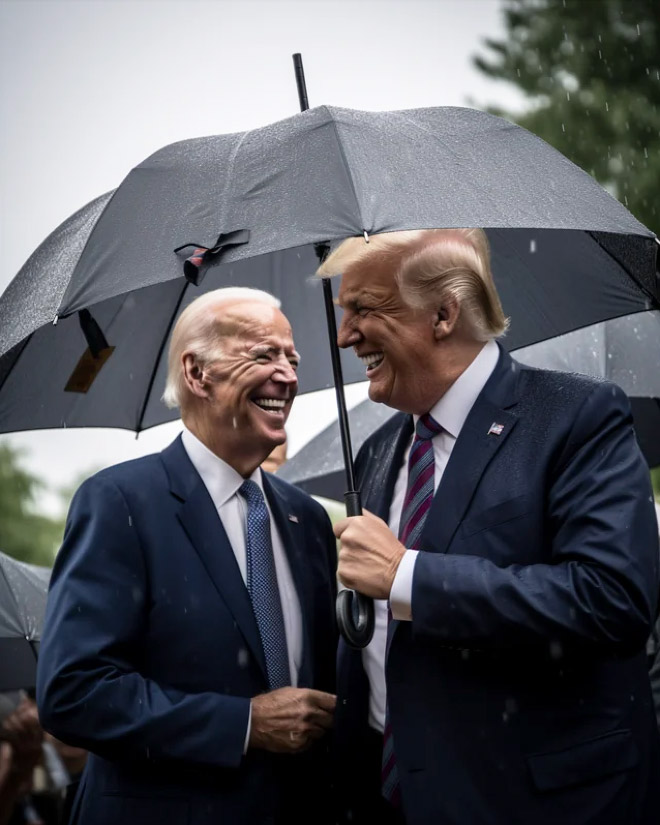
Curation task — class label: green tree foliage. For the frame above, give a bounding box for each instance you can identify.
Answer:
[652,466,660,500]
[0,443,65,566]
[474,0,660,234]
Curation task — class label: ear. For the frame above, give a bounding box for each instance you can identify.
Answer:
[181,352,209,399]
[433,298,460,341]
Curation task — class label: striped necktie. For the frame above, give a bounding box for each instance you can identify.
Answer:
[239,479,290,689]
[382,412,442,806]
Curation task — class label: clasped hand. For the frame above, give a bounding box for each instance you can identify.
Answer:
[249,687,336,754]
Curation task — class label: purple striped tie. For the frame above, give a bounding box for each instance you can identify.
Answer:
[382,412,442,806]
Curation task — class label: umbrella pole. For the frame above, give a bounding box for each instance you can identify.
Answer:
[293,53,374,648]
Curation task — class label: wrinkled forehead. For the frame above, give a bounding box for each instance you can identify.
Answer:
[338,255,401,304]
[217,301,296,347]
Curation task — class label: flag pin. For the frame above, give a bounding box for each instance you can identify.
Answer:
[288,514,299,523]
[488,422,504,436]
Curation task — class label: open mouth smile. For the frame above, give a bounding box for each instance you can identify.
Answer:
[359,352,384,373]
[251,397,287,414]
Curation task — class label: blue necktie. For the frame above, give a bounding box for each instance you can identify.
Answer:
[239,479,290,689]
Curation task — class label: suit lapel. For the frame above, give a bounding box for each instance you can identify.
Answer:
[160,437,267,681]
[262,474,314,686]
[420,345,522,554]
[359,412,413,522]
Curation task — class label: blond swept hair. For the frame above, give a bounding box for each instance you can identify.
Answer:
[317,228,509,342]
[162,287,281,410]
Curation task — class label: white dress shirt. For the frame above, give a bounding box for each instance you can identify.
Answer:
[181,428,303,746]
[362,339,500,732]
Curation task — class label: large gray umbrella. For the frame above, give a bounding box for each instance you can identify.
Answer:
[278,311,660,496]
[0,105,657,435]
[0,551,50,692]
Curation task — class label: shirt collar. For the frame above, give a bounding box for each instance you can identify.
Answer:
[181,427,263,507]
[415,339,500,439]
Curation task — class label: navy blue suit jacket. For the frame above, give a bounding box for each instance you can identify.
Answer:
[336,347,660,825]
[37,436,338,825]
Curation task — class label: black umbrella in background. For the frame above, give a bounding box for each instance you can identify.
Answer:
[0,551,50,692]
[279,311,660,496]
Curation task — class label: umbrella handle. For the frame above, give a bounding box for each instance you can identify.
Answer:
[336,490,376,649]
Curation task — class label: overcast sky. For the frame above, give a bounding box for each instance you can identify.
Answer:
[0,0,525,510]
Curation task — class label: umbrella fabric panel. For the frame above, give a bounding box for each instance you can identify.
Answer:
[333,106,651,238]
[0,551,50,640]
[0,279,184,432]
[489,230,657,350]
[512,311,660,397]
[0,638,41,692]
[52,106,656,319]
[59,111,366,316]
[0,191,114,358]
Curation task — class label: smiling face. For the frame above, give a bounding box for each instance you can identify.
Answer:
[337,261,440,415]
[183,300,299,474]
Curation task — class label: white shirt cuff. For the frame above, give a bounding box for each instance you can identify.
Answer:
[243,703,252,754]
[389,549,418,621]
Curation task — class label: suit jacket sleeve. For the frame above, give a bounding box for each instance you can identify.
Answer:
[36,474,250,768]
[411,381,660,651]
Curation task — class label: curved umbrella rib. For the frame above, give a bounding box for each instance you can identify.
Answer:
[135,280,191,433]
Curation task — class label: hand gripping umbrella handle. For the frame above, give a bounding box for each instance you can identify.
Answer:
[336,492,376,649]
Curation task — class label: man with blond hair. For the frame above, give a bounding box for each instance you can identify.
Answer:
[323,229,660,825]
[37,287,338,825]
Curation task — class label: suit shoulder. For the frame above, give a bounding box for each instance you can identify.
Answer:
[79,452,166,496]
[517,364,627,412]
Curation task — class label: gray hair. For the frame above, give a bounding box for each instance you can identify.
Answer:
[162,287,281,410]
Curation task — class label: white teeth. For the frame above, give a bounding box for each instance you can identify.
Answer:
[253,398,286,410]
[359,352,384,368]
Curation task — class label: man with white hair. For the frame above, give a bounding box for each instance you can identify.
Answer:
[322,229,660,825]
[37,287,338,825]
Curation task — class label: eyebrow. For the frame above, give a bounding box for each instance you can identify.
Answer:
[252,344,301,362]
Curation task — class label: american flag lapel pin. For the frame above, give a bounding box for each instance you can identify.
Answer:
[288,514,299,523]
[488,422,505,436]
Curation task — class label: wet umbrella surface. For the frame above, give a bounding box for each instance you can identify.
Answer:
[0,105,657,435]
[0,550,50,691]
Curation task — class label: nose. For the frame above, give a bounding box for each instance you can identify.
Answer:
[272,358,298,387]
[337,313,361,349]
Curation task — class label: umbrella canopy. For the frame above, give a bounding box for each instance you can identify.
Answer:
[0,551,50,691]
[278,311,660,497]
[0,104,658,434]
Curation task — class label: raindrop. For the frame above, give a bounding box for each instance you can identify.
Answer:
[637,24,641,36]
[237,647,249,667]
[232,417,238,429]
[598,49,602,59]
[529,239,537,253]
[561,124,565,133]
[128,516,133,527]
[605,101,609,112]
